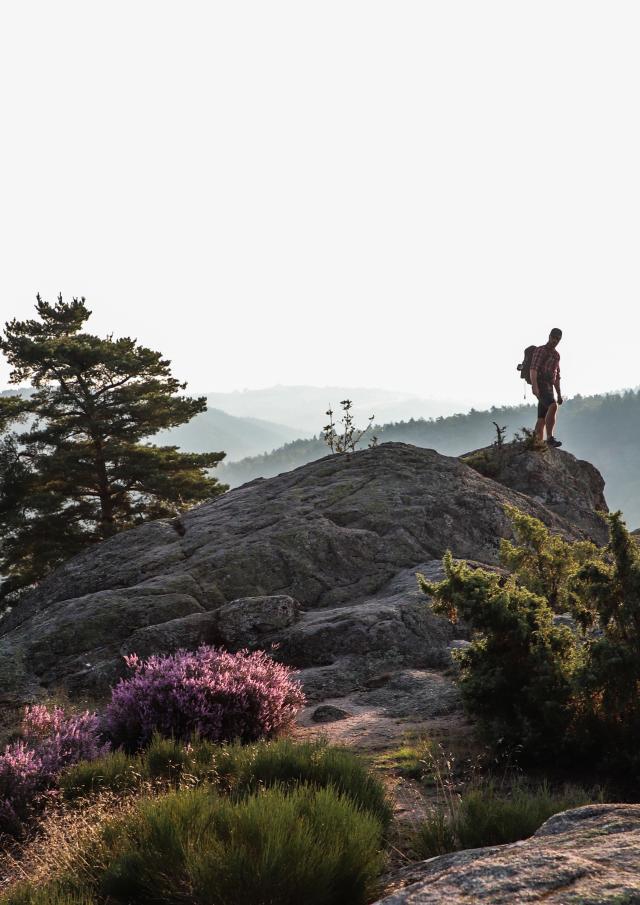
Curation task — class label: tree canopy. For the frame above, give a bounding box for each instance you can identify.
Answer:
[0,295,226,601]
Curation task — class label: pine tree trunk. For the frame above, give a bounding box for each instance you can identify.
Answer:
[94,438,116,538]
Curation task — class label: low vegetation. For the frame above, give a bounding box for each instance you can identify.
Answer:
[420,507,640,773]
[61,735,392,830]
[0,706,109,836]
[322,399,377,454]
[104,646,306,752]
[0,654,389,905]
[2,738,390,905]
[0,646,305,838]
[415,777,598,858]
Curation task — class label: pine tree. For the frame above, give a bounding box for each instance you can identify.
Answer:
[0,295,226,601]
[499,505,598,612]
[418,551,579,756]
[572,511,640,766]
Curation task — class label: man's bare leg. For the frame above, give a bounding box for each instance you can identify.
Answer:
[534,418,545,442]
[545,402,558,439]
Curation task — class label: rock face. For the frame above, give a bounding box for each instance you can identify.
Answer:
[463,441,609,544]
[216,595,300,649]
[374,804,640,904]
[0,443,608,701]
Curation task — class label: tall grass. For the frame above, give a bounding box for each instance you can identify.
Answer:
[416,778,601,858]
[3,785,385,905]
[2,886,96,905]
[412,740,602,859]
[60,735,218,799]
[61,736,392,829]
[218,737,393,829]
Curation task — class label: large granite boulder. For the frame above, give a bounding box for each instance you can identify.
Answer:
[374,804,640,904]
[0,443,608,701]
[463,441,609,544]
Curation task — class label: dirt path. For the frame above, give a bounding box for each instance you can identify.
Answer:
[293,667,475,835]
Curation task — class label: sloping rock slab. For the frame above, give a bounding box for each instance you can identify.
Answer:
[280,561,463,701]
[278,562,454,667]
[0,443,605,701]
[374,804,640,904]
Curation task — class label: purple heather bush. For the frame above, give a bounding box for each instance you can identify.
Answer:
[104,645,306,751]
[0,705,109,835]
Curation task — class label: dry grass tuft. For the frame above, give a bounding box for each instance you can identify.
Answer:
[0,788,143,895]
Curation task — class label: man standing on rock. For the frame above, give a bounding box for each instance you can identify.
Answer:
[531,328,563,447]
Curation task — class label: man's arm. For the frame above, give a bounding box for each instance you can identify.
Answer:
[554,375,562,404]
[530,368,539,398]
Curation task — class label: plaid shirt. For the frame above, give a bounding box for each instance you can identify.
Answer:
[531,343,561,383]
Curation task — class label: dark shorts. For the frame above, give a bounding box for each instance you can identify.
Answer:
[537,383,556,419]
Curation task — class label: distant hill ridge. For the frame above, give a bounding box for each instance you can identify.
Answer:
[204,385,475,434]
[217,389,640,528]
[0,389,309,462]
[156,407,308,461]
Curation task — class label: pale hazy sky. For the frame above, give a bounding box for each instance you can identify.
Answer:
[1,1,639,410]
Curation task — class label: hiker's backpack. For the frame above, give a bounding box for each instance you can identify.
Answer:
[517,345,536,384]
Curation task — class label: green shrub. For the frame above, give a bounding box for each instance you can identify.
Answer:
[499,505,599,612]
[419,550,580,757]
[420,508,640,772]
[39,785,383,905]
[415,808,458,858]
[218,737,393,830]
[61,735,219,800]
[455,780,595,849]
[571,512,640,770]
[60,736,389,826]
[60,750,141,799]
[415,779,597,859]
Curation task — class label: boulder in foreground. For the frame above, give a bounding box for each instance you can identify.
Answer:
[375,804,640,904]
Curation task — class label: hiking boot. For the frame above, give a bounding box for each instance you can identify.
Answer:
[546,436,562,448]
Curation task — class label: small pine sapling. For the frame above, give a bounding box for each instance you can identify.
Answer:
[492,422,507,450]
[322,400,375,454]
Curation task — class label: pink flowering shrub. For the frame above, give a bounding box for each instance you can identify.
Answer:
[0,741,43,835]
[0,705,109,835]
[21,705,110,772]
[104,646,306,752]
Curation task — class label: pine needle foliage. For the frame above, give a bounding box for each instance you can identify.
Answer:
[418,552,579,756]
[571,511,640,768]
[419,508,640,772]
[0,295,227,601]
[500,505,599,612]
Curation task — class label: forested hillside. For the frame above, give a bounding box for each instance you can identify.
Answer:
[218,390,640,528]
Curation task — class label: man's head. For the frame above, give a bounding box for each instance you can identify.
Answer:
[548,327,562,347]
